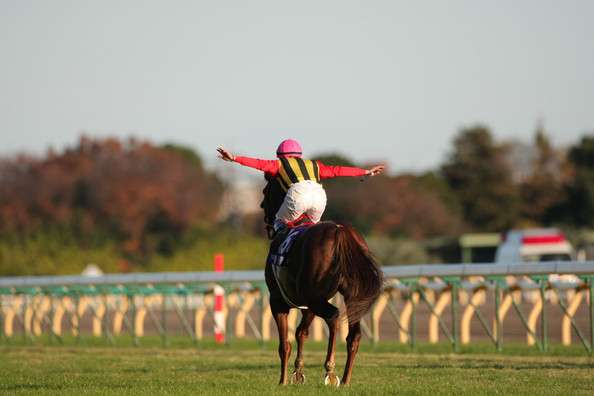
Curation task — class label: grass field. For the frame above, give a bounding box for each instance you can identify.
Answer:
[2,338,593,395]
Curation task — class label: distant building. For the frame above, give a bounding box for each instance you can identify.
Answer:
[459,233,501,263]
[218,179,262,221]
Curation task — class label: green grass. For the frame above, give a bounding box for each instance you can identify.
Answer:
[1,339,593,395]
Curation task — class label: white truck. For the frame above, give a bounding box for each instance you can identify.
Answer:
[495,228,574,264]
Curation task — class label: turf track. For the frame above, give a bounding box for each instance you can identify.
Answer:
[1,340,593,395]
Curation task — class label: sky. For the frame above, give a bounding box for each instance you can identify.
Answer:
[1,0,593,175]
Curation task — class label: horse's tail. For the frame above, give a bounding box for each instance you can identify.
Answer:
[334,224,384,324]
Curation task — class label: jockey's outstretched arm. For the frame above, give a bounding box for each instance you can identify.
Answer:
[317,163,384,178]
[217,148,280,176]
[217,147,384,177]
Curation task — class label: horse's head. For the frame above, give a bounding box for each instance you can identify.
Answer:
[260,174,285,239]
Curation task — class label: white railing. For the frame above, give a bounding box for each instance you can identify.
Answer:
[1,261,593,287]
[0,261,593,353]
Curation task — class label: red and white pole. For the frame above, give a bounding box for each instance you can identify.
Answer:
[213,253,225,343]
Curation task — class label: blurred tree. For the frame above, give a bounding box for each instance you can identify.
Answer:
[0,137,224,263]
[0,155,39,233]
[161,143,203,169]
[356,174,463,239]
[311,153,462,238]
[441,125,520,231]
[311,153,361,227]
[312,153,357,167]
[414,171,463,217]
[518,127,567,225]
[562,135,594,227]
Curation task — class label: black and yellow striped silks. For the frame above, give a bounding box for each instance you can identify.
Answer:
[276,157,320,192]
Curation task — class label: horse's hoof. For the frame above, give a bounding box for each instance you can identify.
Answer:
[291,371,305,384]
[324,372,340,387]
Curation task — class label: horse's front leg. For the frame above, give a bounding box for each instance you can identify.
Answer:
[291,309,314,384]
[272,309,291,385]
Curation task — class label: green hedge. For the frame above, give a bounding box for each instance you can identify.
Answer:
[0,228,269,276]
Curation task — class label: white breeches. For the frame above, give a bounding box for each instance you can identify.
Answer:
[275,180,327,224]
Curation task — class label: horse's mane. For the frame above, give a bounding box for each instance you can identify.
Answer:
[260,175,285,238]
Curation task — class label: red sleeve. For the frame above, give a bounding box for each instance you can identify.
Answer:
[234,156,279,176]
[317,161,368,179]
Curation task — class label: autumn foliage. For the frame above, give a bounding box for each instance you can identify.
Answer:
[0,128,593,275]
[321,173,461,239]
[0,137,223,258]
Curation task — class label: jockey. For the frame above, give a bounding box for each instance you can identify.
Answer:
[217,139,384,232]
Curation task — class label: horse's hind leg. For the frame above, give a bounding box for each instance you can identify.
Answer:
[310,301,340,386]
[291,309,314,384]
[271,302,291,385]
[341,321,361,385]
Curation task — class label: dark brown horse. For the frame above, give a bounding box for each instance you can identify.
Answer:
[261,177,383,386]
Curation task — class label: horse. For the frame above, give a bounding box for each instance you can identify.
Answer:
[260,176,384,386]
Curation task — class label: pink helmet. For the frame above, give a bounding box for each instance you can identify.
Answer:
[276,139,303,158]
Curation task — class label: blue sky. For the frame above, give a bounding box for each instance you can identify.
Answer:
[1,0,593,174]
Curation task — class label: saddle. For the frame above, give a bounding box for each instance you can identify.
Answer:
[267,224,311,308]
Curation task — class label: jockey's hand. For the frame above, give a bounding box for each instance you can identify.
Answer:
[217,147,236,162]
[366,165,385,176]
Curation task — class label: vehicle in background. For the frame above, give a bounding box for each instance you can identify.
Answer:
[495,228,574,264]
